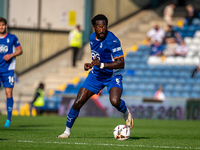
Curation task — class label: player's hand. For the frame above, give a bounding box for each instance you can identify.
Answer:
[3,54,13,61]
[92,57,100,68]
[84,63,93,71]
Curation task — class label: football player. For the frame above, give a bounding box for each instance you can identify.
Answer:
[57,14,133,138]
[0,17,23,127]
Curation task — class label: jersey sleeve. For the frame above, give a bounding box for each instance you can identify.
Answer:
[108,38,124,60]
[13,35,21,48]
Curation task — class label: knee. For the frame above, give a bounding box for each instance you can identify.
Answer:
[73,99,84,110]
[110,98,120,108]
[5,91,12,98]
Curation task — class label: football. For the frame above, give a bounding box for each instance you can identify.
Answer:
[113,125,131,140]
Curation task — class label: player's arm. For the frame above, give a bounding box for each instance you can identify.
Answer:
[4,46,23,61]
[92,56,124,69]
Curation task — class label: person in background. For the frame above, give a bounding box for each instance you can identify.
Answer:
[154,86,166,101]
[163,3,176,25]
[165,24,182,44]
[146,24,165,45]
[185,4,200,25]
[163,37,178,56]
[0,17,23,128]
[150,40,163,56]
[175,41,189,57]
[68,25,83,67]
[191,63,200,78]
[31,83,45,115]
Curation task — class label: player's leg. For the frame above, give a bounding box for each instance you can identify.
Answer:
[107,76,134,129]
[72,47,78,67]
[57,87,94,138]
[57,72,103,138]
[2,71,15,128]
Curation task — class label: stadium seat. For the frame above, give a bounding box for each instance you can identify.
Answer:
[191,18,200,26]
[147,56,162,65]
[191,37,200,45]
[184,37,192,45]
[194,30,200,38]
[163,57,175,65]
[175,57,184,65]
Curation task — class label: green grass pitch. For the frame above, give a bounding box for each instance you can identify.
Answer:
[0,115,200,150]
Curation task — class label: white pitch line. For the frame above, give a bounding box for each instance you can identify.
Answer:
[0,140,196,149]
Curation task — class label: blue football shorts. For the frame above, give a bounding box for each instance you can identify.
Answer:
[0,70,15,88]
[82,72,123,94]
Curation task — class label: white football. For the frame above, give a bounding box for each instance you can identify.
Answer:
[113,125,131,140]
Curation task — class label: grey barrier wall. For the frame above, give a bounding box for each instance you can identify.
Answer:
[9,29,69,73]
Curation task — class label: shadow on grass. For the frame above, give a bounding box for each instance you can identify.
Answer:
[0,139,8,141]
[129,137,150,140]
[71,136,149,140]
[17,125,51,128]
[0,125,51,131]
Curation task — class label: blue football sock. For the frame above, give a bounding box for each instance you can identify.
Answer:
[116,99,127,113]
[7,97,14,121]
[66,107,80,128]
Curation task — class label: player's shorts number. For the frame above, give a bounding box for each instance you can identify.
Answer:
[8,76,14,84]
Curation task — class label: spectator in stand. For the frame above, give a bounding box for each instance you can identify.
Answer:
[163,3,176,25]
[165,24,182,44]
[163,37,178,56]
[185,4,200,25]
[146,24,165,44]
[154,86,165,101]
[150,40,163,56]
[175,41,189,57]
[191,63,200,78]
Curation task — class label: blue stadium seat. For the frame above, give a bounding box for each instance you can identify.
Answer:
[164,84,174,92]
[192,18,200,26]
[182,84,192,92]
[192,84,200,92]
[174,84,183,92]
[189,92,199,98]
[146,84,156,91]
[170,70,179,77]
[171,92,181,98]
[168,78,177,84]
[138,45,150,51]
[173,26,181,32]
[162,70,171,77]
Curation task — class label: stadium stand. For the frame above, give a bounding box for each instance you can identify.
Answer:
[2,3,200,115]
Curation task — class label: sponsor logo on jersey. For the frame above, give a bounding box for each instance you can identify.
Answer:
[91,50,100,60]
[112,47,122,52]
[0,45,8,53]
[100,42,103,48]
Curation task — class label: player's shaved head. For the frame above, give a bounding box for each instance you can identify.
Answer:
[91,14,108,27]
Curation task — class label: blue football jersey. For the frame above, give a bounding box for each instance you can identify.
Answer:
[0,33,21,72]
[89,31,125,78]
